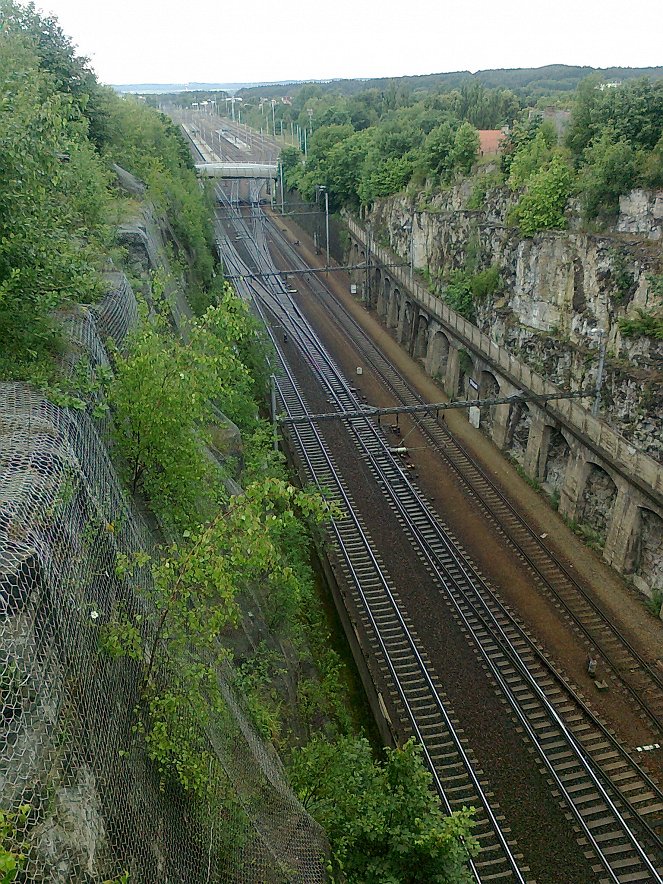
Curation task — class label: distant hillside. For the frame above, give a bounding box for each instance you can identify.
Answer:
[236,64,663,100]
[112,80,315,95]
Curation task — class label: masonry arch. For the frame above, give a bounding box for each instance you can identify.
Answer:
[505,400,531,463]
[626,508,663,595]
[400,299,415,346]
[379,275,391,320]
[387,286,400,328]
[427,330,450,380]
[541,427,571,494]
[413,314,429,359]
[457,348,475,398]
[578,463,618,545]
[370,267,381,310]
[479,370,500,428]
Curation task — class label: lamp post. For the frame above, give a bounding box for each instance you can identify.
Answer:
[316,186,330,271]
[279,160,285,215]
[365,223,372,306]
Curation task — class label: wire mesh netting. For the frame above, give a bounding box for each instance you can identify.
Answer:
[0,275,328,882]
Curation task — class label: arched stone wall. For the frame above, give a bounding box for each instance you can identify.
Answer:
[399,300,414,346]
[387,287,400,328]
[627,508,663,596]
[457,348,475,398]
[413,314,429,359]
[379,276,391,320]
[370,267,381,310]
[578,463,618,543]
[505,401,531,463]
[479,370,500,429]
[427,330,450,380]
[542,427,570,494]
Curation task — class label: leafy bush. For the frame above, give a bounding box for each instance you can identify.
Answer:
[290,736,477,883]
[444,272,475,319]
[578,133,637,220]
[510,154,574,236]
[618,310,663,340]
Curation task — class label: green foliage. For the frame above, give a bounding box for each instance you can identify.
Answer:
[0,20,111,376]
[577,133,637,220]
[450,122,480,175]
[442,265,501,320]
[444,272,475,319]
[289,736,477,882]
[470,265,502,298]
[618,310,663,340]
[0,805,30,883]
[109,477,332,795]
[645,588,663,618]
[510,154,573,236]
[508,130,554,189]
[109,289,264,530]
[567,77,663,159]
[607,249,635,304]
[638,132,663,188]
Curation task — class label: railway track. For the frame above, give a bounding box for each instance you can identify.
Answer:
[218,218,528,882]
[209,172,663,881]
[264,220,663,738]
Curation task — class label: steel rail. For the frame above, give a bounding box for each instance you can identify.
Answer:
[217,222,525,883]
[265,214,663,735]
[215,186,663,881]
[245,206,663,881]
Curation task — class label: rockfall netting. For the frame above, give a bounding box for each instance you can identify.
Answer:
[0,276,328,882]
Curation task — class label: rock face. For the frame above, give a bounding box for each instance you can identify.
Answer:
[618,189,663,240]
[372,186,663,461]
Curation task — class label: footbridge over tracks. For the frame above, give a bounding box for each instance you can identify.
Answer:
[195,161,278,179]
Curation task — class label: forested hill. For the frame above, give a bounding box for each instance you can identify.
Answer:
[237,63,663,101]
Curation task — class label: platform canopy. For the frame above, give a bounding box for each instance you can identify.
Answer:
[195,162,278,179]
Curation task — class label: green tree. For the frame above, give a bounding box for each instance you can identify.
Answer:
[508,129,554,189]
[0,22,109,376]
[422,122,456,179]
[577,133,637,220]
[450,122,480,175]
[109,292,260,530]
[290,736,477,883]
[510,154,574,235]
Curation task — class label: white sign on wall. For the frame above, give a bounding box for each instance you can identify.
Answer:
[469,406,481,428]
[350,284,357,294]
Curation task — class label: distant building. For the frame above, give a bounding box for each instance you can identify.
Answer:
[478,130,507,156]
[528,107,572,140]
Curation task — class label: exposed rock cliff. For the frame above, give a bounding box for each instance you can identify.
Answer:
[372,185,663,460]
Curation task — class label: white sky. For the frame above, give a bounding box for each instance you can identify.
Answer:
[36,0,663,86]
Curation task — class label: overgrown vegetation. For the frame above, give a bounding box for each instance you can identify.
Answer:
[211,67,663,234]
[439,266,502,320]
[0,0,218,382]
[290,736,478,882]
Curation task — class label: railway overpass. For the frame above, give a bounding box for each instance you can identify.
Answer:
[194,161,278,179]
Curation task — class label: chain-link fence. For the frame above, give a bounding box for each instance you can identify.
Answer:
[0,273,328,882]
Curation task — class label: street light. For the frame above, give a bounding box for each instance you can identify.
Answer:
[316,185,330,271]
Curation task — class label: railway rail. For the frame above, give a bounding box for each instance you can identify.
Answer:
[219,212,528,882]
[264,217,663,737]
[211,192,663,882]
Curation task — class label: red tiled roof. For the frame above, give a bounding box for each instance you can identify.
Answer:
[478,130,506,155]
